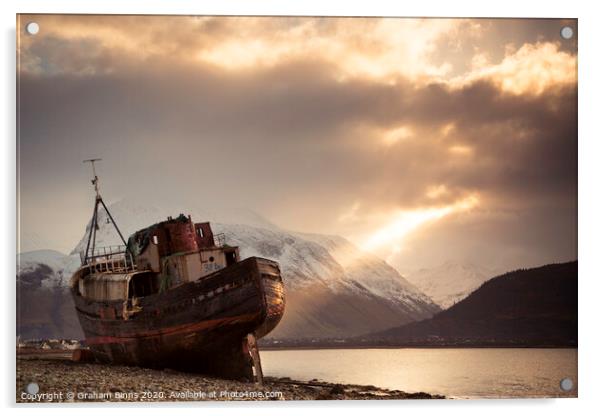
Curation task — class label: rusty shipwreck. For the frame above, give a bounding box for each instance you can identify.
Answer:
[70,160,285,380]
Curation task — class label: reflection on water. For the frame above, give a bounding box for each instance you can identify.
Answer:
[261,348,577,398]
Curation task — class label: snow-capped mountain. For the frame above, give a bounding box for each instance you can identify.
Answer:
[18,250,80,289]
[297,232,435,311]
[18,199,440,339]
[17,250,84,340]
[404,260,496,309]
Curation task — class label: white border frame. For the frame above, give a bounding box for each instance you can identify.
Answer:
[3,1,601,414]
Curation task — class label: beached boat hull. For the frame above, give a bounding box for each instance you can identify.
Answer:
[71,257,284,380]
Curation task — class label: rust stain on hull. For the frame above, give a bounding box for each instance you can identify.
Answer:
[72,220,285,381]
[84,312,261,345]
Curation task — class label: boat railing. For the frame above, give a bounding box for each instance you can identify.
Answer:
[214,233,226,248]
[80,245,137,274]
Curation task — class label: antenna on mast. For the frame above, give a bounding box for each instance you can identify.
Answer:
[83,158,102,199]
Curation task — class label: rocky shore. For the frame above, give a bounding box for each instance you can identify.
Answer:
[17,356,444,402]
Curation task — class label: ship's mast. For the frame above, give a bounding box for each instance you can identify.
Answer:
[82,159,131,263]
[87,158,101,199]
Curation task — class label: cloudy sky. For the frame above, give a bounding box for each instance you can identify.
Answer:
[17,15,577,273]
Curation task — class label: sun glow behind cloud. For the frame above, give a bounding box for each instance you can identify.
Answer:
[450,42,577,95]
[382,126,414,146]
[361,195,479,253]
[17,15,577,271]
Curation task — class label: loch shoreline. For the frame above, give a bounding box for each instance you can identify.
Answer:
[16,355,444,402]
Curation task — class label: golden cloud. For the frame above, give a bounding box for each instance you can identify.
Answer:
[18,16,460,82]
[19,16,577,97]
[452,41,577,95]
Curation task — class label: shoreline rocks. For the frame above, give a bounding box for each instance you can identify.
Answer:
[16,357,444,402]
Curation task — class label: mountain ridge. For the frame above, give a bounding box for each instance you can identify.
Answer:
[363,261,577,347]
[404,260,497,309]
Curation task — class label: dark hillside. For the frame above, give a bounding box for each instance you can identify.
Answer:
[368,261,577,346]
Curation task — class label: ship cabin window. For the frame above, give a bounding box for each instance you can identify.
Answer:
[225,251,237,266]
[152,235,159,245]
[209,256,215,262]
[129,272,159,298]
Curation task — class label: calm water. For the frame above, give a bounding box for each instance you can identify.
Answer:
[261,348,577,399]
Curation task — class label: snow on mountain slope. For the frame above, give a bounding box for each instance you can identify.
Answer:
[17,250,84,340]
[19,199,440,339]
[297,233,435,314]
[404,260,496,309]
[18,250,80,289]
[211,223,346,292]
